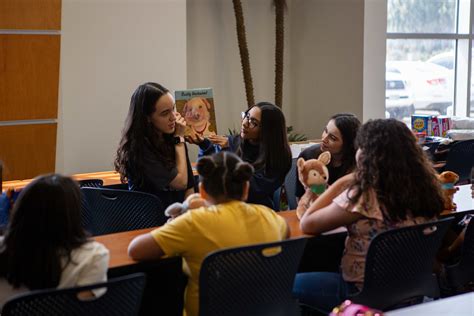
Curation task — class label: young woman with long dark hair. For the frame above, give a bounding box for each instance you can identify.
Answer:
[115,82,195,208]
[189,102,292,209]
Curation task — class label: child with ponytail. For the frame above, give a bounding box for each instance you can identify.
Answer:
[128,151,288,316]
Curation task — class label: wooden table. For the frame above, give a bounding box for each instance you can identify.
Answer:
[386,292,474,316]
[2,165,199,192]
[96,210,305,269]
[2,171,123,191]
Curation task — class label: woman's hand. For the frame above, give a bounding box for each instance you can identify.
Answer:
[174,112,187,137]
[208,134,229,148]
[185,133,205,145]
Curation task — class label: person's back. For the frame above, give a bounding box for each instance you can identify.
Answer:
[128,152,288,316]
[0,174,109,307]
[154,200,286,315]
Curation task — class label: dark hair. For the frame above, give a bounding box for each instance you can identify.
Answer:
[0,174,88,289]
[349,119,444,221]
[115,82,175,186]
[239,102,291,176]
[198,152,254,201]
[329,113,361,174]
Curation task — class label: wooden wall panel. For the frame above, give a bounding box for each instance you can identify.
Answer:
[0,124,57,181]
[0,0,61,30]
[0,34,60,121]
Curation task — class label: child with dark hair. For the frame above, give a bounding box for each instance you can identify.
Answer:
[293,119,444,314]
[0,174,109,306]
[128,151,288,316]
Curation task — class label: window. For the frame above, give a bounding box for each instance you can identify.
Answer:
[386,0,474,121]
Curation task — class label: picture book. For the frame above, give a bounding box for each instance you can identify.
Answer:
[174,88,217,138]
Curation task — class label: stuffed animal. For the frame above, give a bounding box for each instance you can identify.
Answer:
[438,171,459,212]
[164,193,207,221]
[296,151,331,219]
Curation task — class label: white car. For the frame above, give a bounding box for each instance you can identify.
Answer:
[386,61,453,114]
[385,71,414,119]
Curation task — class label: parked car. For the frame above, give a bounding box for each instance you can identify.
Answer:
[428,51,474,112]
[385,71,414,120]
[427,52,454,70]
[386,61,453,114]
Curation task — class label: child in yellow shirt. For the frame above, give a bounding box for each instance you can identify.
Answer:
[128,151,288,316]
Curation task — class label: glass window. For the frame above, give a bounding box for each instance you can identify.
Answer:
[387,0,457,34]
[387,0,473,120]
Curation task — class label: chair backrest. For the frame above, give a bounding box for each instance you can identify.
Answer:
[351,217,454,311]
[81,188,167,236]
[199,238,307,316]
[273,158,298,211]
[444,139,474,183]
[2,273,146,316]
[78,178,104,188]
[446,217,474,288]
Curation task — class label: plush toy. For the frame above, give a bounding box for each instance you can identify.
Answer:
[296,151,331,219]
[164,193,207,220]
[438,171,459,212]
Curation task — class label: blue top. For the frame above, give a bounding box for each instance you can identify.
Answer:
[198,135,286,209]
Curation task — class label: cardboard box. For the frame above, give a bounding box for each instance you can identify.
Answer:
[412,115,433,135]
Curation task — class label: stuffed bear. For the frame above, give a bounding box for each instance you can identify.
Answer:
[296,151,331,219]
[164,193,207,221]
[438,171,459,212]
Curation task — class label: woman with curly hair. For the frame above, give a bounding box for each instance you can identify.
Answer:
[293,119,445,314]
[115,82,195,208]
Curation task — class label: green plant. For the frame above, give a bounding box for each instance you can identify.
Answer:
[228,127,240,136]
[287,126,307,142]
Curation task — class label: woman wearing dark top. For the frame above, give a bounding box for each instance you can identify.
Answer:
[189,102,292,209]
[295,113,361,199]
[115,82,195,208]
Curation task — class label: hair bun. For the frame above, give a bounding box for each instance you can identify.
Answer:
[197,156,217,178]
[232,161,254,181]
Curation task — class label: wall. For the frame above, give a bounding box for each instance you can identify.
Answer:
[186,0,365,147]
[58,0,187,174]
[58,0,371,174]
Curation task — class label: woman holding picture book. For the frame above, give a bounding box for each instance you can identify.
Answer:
[188,102,291,210]
[115,82,195,208]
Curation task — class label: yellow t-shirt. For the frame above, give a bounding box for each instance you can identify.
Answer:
[151,200,288,316]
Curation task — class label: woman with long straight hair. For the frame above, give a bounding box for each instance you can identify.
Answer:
[189,102,292,209]
[115,82,195,208]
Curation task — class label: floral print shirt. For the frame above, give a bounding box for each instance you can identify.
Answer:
[333,189,431,289]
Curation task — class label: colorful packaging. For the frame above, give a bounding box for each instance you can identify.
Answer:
[431,116,439,136]
[412,115,433,135]
[437,116,452,137]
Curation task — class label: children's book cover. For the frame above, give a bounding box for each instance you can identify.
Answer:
[174,88,217,138]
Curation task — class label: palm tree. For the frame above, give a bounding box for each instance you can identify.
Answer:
[232,0,286,109]
[232,0,254,108]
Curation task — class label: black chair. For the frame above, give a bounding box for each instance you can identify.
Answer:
[81,188,167,236]
[446,218,474,290]
[350,217,454,311]
[273,158,298,211]
[199,238,307,316]
[2,273,146,316]
[78,179,104,188]
[443,139,474,184]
